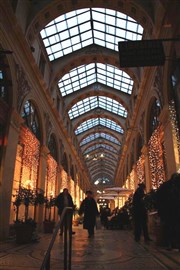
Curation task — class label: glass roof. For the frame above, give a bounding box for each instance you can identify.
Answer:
[59,63,133,96]
[69,96,127,119]
[86,155,116,164]
[75,117,124,135]
[80,132,121,146]
[40,8,143,61]
[84,143,118,155]
[40,7,144,187]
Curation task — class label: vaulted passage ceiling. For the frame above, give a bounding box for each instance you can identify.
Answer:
[40,7,144,187]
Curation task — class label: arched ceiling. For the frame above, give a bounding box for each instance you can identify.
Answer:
[33,4,149,188]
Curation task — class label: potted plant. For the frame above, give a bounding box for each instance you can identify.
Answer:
[13,218,37,244]
[13,187,36,244]
[13,187,44,243]
[43,196,56,233]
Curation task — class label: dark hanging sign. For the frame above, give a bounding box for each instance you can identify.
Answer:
[118,40,165,68]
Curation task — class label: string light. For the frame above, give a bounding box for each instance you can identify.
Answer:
[136,155,145,184]
[148,126,165,189]
[61,170,68,190]
[169,100,180,163]
[46,154,57,199]
[129,170,135,190]
[20,127,40,189]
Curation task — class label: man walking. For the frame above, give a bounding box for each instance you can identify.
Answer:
[55,188,75,235]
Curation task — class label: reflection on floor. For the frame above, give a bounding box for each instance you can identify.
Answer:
[0,225,179,269]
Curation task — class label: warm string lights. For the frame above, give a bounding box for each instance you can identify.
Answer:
[46,154,57,199]
[76,185,80,208]
[20,127,40,189]
[169,100,180,162]
[148,126,165,189]
[70,178,75,198]
[136,155,145,184]
[61,170,68,190]
[129,170,135,190]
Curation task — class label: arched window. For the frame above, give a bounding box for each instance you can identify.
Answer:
[48,134,58,161]
[21,100,41,141]
[0,67,9,103]
[62,152,68,173]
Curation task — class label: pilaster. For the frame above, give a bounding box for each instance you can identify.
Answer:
[36,145,49,231]
[141,145,151,192]
[0,110,23,240]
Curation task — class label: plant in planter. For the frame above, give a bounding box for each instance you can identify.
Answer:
[13,218,37,244]
[33,188,46,220]
[13,187,43,243]
[43,196,56,233]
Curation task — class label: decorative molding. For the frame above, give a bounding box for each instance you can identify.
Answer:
[10,109,24,131]
[153,67,164,106]
[44,112,52,145]
[16,64,31,112]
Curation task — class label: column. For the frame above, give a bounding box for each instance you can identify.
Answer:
[132,164,138,189]
[0,110,23,240]
[57,165,63,194]
[141,145,151,192]
[36,145,49,231]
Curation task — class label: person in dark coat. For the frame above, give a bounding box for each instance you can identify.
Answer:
[132,183,151,242]
[156,173,180,250]
[55,188,75,235]
[79,190,99,238]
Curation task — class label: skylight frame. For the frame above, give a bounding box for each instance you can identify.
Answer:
[84,143,118,155]
[59,63,133,96]
[80,132,121,146]
[75,117,124,135]
[40,8,143,61]
[68,96,127,119]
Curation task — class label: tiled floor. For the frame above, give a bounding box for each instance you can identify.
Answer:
[0,225,179,270]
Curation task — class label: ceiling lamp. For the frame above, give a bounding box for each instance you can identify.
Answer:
[85,152,105,161]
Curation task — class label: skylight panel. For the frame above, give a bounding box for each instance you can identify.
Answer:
[75,117,124,135]
[71,35,80,44]
[60,30,69,40]
[75,118,99,135]
[94,21,105,32]
[67,17,77,27]
[44,39,50,47]
[80,132,120,147]
[100,118,124,133]
[80,22,91,32]
[68,96,127,119]
[70,26,79,35]
[41,8,143,61]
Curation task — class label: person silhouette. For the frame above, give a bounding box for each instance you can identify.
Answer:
[132,183,151,242]
[79,190,99,238]
[55,188,75,235]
